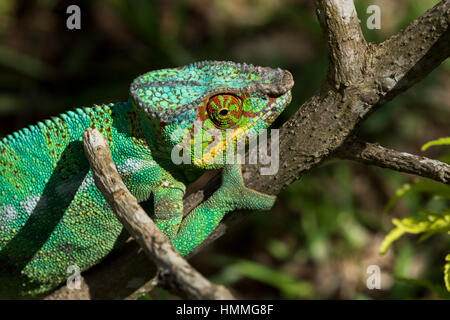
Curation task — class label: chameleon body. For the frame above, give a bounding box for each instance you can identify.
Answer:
[0,61,293,298]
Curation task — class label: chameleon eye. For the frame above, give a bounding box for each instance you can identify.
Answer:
[207,94,243,128]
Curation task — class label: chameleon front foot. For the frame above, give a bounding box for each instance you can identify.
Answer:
[220,164,276,212]
[171,164,276,256]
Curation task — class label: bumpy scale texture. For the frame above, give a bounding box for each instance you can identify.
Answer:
[0,61,293,298]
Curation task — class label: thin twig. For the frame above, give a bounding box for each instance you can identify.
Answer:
[315,0,369,88]
[337,138,450,184]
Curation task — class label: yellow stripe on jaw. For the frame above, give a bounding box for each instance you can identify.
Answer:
[192,124,251,167]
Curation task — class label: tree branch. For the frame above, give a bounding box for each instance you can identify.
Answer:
[374,0,450,100]
[315,0,369,88]
[79,128,235,300]
[43,0,450,299]
[337,138,450,184]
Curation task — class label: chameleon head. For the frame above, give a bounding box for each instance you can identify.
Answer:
[130,61,294,168]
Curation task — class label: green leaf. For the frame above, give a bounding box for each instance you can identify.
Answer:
[394,211,450,234]
[380,210,450,254]
[0,46,50,79]
[381,210,450,292]
[212,258,315,299]
[421,137,450,151]
[380,227,405,254]
[267,239,291,260]
[383,135,450,296]
[235,259,314,298]
[445,254,450,292]
[383,180,450,214]
[396,276,450,299]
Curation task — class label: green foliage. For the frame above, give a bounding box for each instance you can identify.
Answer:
[445,254,450,291]
[210,255,315,299]
[395,276,450,300]
[383,180,450,215]
[380,209,450,254]
[381,138,450,293]
[421,137,450,151]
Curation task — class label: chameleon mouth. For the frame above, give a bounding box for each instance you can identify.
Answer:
[259,90,292,124]
[230,90,292,139]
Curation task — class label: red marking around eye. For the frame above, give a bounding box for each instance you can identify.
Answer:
[230,109,242,118]
[196,99,208,122]
[207,94,241,112]
[242,110,260,117]
[207,94,243,127]
[196,93,250,123]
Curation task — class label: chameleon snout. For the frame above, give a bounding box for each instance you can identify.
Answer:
[256,68,294,98]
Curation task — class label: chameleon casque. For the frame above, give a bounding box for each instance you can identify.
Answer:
[0,61,294,298]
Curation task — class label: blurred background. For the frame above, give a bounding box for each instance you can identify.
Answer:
[0,0,449,299]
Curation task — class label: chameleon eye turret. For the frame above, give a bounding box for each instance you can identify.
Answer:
[206,94,243,129]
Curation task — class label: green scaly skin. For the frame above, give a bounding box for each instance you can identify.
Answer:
[0,61,293,298]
